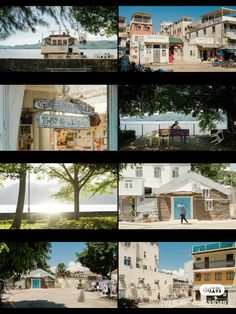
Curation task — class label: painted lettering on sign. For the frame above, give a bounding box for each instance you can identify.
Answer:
[37,113,90,129]
[33,98,95,115]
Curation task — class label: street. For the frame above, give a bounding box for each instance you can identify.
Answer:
[119,219,236,229]
[2,288,117,308]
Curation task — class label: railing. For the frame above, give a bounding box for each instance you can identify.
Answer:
[193,259,235,269]
[131,18,152,23]
[192,242,236,253]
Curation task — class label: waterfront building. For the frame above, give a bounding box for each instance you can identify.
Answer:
[192,242,236,306]
[118,16,130,57]
[119,164,231,221]
[184,7,236,62]
[119,242,173,301]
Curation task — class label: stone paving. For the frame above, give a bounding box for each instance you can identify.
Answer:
[2,288,117,308]
[119,219,236,229]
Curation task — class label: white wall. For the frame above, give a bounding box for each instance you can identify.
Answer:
[0,85,25,150]
[119,177,144,196]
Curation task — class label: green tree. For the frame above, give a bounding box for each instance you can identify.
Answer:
[119,85,236,132]
[76,242,117,278]
[0,6,117,40]
[0,163,29,229]
[191,163,236,186]
[0,242,51,281]
[44,163,117,219]
[73,7,117,37]
[56,263,70,278]
[0,243,9,254]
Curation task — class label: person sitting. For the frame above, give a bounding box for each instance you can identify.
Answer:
[170,121,181,129]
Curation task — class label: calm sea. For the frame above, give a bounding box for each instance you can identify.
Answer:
[0,48,117,59]
[120,120,227,136]
[0,204,117,213]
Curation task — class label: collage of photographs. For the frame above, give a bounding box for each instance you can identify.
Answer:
[0,1,236,311]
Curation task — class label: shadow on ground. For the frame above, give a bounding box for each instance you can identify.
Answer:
[4,300,66,308]
[120,135,236,151]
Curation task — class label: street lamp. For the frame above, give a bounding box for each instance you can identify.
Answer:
[27,166,31,222]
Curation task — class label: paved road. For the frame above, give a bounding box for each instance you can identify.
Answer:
[150,61,236,72]
[119,219,236,229]
[3,288,117,308]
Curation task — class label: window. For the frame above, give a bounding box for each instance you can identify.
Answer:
[196,257,201,261]
[154,167,161,179]
[203,29,206,35]
[134,25,141,31]
[150,242,155,246]
[124,256,131,266]
[144,26,150,31]
[164,281,167,284]
[205,200,214,211]
[136,167,143,177]
[154,268,157,272]
[124,242,131,247]
[196,31,198,37]
[143,265,147,270]
[195,273,201,281]
[212,26,215,33]
[230,25,236,30]
[125,180,133,189]
[215,272,222,281]
[144,251,147,258]
[202,189,210,198]
[226,271,234,280]
[58,40,62,45]
[63,40,67,45]
[172,167,179,178]
[153,45,160,48]
[204,273,211,281]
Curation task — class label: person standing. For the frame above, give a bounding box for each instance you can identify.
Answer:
[180,204,189,224]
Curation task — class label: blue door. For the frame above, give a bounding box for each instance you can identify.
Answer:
[173,197,191,219]
[32,279,40,288]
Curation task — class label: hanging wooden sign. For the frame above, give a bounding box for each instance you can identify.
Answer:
[37,113,90,129]
[33,98,95,115]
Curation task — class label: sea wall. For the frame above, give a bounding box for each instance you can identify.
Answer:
[0,211,117,220]
[0,58,117,72]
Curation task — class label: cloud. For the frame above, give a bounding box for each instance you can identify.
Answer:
[50,261,89,274]
[161,268,185,278]
[67,261,89,273]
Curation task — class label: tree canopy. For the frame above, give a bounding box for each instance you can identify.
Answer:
[0,6,117,40]
[191,163,236,186]
[76,242,117,278]
[0,242,51,280]
[119,85,236,131]
[56,263,70,278]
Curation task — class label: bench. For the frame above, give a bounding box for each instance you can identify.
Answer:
[170,129,189,142]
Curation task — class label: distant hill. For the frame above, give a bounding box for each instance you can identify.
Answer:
[0,40,117,50]
[0,182,117,205]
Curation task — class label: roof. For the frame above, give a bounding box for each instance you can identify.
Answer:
[132,12,152,17]
[201,7,236,19]
[154,171,230,196]
[25,268,55,279]
[169,38,183,44]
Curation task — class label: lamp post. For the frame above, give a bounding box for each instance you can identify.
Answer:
[27,166,31,222]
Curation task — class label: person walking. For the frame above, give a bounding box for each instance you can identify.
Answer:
[180,204,189,224]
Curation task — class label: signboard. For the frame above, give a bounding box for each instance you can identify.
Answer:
[143,35,169,43]
[33,98,95,115]
[37,113,90,129]
[195,37,214,44]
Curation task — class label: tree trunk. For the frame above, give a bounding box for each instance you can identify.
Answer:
[74,166,80,220]
[11,164,27,229]
[227,88,236,132]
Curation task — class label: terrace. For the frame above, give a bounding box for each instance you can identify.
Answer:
[192,242,236,254]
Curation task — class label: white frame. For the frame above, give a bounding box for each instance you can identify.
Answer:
[171,196,193,220]
[205,199,214,211]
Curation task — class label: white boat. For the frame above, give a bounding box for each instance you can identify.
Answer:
[41,31,87,59]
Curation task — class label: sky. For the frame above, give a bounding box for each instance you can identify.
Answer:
[119,6,236,32]
[49,242,87,272]
[1,8,116,46]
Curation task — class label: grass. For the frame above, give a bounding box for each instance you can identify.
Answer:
[0,217,117,229]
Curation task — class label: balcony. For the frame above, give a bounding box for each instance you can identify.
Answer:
[192,242,236,253]
[131,18,152,24]
[193,259,235,270]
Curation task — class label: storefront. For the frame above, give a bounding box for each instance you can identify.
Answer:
[130,35,169,64]
[0,85,117,151]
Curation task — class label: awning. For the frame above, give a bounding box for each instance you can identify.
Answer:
[227,33,236,40]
